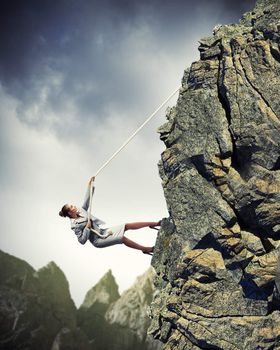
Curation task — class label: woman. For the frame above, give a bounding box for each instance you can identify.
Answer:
[59,177,160,254]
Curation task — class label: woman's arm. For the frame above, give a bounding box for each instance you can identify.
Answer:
[72,221,92,245]
[82,176,95,211]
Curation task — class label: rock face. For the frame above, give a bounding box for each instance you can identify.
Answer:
[149,0,280,349]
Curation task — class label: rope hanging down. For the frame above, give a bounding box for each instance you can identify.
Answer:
[87,86,181,229]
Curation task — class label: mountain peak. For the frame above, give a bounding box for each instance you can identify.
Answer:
[80,269,120,309]
[106,267,155,328]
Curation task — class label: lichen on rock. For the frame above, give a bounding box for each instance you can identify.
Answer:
[149,0,280,348]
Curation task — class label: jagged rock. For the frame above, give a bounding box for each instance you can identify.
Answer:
[0,250,162,350]
[105,267,163,350]
[78,268,162,350]
[35,262,77,330]
[150,0,280,349]
[80,269,120,309]
[0,250,90,350]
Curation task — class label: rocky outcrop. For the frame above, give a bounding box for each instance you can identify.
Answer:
[149,0,280,349]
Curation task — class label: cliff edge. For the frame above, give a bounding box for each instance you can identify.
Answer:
[149,0,280,348]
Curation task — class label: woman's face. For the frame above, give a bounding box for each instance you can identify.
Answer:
[66,204,79,218]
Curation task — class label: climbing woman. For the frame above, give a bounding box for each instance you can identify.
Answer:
[59,176,160,255]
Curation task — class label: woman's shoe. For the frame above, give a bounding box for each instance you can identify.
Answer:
[149,220,162,230]
[142,247,154,255]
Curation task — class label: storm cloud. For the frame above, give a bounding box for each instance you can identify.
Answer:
[0,0,255,134]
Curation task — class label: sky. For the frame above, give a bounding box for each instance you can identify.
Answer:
[0,0,255,306]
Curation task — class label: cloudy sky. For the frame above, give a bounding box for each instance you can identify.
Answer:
[0,0,255,306]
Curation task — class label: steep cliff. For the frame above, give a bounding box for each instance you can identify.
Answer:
[149,0,280,349]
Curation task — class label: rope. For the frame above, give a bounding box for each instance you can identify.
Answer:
[87,85,181,238]
[94,86,181,177]
[88,181,94,223]
[87,180,111,238]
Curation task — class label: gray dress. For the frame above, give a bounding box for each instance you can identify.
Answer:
[70,185,125,248]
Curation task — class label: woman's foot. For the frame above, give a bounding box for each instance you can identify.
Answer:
[142,247,154,255]
[149,220,162,230]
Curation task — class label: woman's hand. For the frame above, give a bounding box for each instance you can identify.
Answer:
[88,176,95,186]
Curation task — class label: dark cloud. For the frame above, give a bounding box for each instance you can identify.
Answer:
[0,0,255,76]
[0,0,256,136]
[0,0,255,83]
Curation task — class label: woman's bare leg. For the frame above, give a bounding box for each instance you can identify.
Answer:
[122,236,153,253]
[124,221,160,231]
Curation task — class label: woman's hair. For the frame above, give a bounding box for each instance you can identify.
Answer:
[59,204,70,218]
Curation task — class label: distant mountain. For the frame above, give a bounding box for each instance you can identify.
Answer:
[0,250,162,350]
[0,250,90,350]
[105,268,163,350]
[77,270,120,349]
[77,268,162,350]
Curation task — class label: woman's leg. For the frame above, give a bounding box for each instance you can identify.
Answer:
[122,236,153,253]
[124,221,160,231]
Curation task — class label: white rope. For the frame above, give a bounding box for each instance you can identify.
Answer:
[86,181,110,238]
[87,85,181,238]
[87,180,111,238]
[94,86,181,177]
[88,180,94,221]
